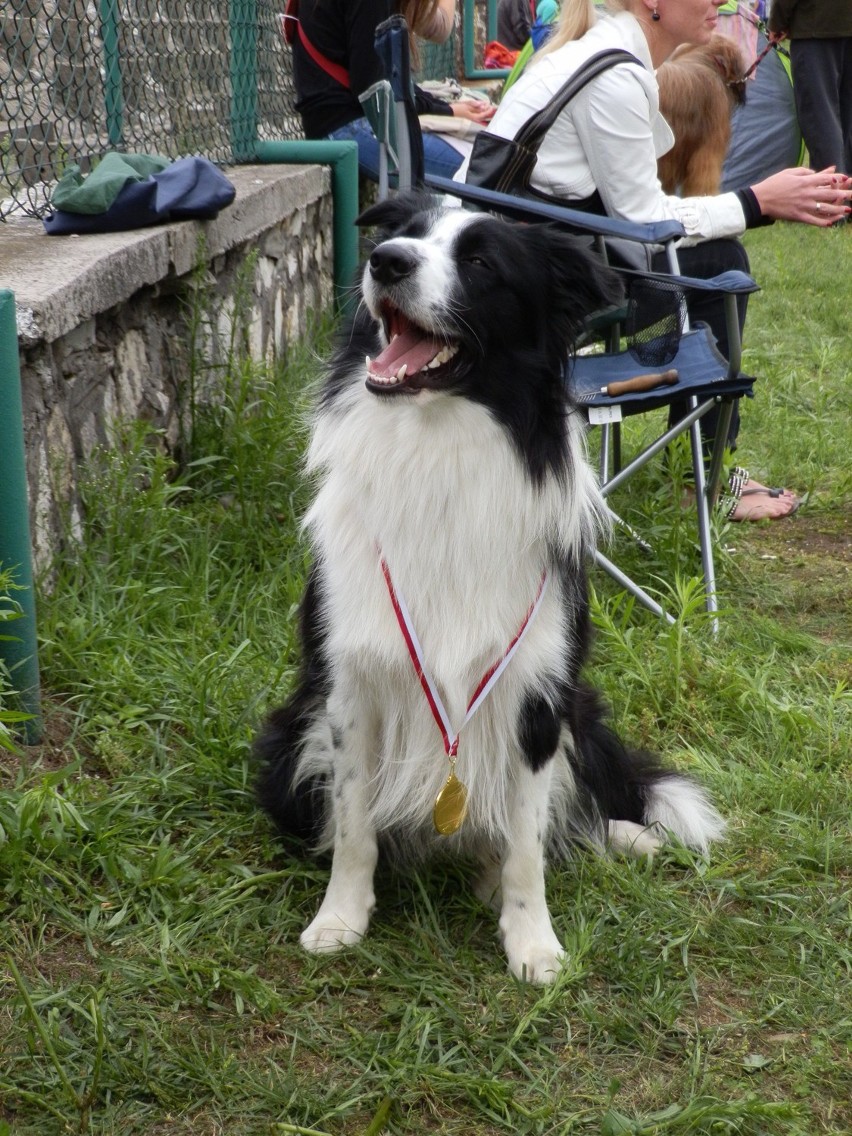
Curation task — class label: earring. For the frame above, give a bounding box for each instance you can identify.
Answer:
[652,6,660,18]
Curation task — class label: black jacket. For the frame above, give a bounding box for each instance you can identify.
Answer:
[294,0,453,139]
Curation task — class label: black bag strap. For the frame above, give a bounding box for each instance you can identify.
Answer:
[514,48,641,151]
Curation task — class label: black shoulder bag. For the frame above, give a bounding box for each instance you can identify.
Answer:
[466,48,640,197]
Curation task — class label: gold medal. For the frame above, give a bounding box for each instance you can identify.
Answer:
[433,769,468,835]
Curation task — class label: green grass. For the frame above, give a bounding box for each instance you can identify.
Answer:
[1,223,850,1135]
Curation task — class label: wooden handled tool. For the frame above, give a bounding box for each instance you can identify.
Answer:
[603,368,679,397]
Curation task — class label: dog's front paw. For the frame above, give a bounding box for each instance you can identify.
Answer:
[300,907,371,954]
[502,920,565,985]
[505,936,565,984]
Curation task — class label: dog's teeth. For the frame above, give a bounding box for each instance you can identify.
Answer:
[366,355,372,370]
[424,343,459,371]
[396,363,407,380]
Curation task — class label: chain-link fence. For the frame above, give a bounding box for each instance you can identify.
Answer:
[1,0,298,220]
[0,1,488,222]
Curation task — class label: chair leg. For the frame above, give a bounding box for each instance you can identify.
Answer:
[688,400,720,633]
[606,506,654,554]
[593,549,676,625]
[613,421,622,474]
[601,399,712,497]
[705,398,736,506]
[594,398,728,632]
[599,423,611,483]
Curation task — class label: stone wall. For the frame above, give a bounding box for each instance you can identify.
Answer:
[0,163,334,573]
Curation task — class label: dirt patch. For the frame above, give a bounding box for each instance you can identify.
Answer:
[0,696,81,785]
[730,510,851,644]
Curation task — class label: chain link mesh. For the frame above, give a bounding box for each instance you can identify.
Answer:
[0,1,298,218]
[0,1,486,222]
[626,276,688,367]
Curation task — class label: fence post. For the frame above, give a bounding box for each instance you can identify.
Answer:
[0,291,42,744]
[230,0,259,162]
[254,140,359,315]
[462,0,509,80]
[98,0,124,147]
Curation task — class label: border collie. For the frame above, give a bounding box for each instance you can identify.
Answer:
[255,192,724,984]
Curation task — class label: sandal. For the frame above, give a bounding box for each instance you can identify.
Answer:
[720,466,801,522]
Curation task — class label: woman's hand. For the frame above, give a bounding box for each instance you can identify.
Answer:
[451,99,496,124]
[751,166,852,227]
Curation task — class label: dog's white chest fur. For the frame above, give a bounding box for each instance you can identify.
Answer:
[304,376,595,836]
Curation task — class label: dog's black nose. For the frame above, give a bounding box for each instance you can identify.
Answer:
[369,244,418,285]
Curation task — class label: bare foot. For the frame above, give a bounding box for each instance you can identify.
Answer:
[729,479,800,522]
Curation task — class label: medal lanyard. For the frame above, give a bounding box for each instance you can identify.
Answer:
[379,557,549,759]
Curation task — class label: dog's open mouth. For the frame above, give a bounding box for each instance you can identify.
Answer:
[366,303,460,394]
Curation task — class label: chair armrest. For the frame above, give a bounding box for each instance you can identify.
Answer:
[622,267,760,295]
[425,174,687,245]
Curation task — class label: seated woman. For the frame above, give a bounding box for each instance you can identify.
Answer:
[460,0,852,520]
[293,0,494,182]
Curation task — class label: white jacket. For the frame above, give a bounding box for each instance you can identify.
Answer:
[458,11,747,243]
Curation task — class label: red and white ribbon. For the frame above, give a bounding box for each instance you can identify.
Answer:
[380,557,549,758]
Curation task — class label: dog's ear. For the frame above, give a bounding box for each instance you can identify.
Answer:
[356,190,439,235]
[525,226,625,341]
[710,39,748,103]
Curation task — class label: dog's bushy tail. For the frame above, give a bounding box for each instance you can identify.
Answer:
[255,566,332,847]
[565,684,725,854]
[254,688,329,846]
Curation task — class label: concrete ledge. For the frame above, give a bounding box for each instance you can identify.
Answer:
[1,161,335,572]
[0,163,329,343]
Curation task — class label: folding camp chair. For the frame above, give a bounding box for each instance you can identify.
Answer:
[359,16,423,199]
[370,20,760,632]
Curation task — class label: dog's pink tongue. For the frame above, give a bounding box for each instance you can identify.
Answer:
[368,329,441,379]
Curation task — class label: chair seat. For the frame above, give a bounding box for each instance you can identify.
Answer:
[569,322,755,414]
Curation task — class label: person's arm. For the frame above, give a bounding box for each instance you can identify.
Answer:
[414,85,454,116]
[573,67,747,240]
[767,0,797,37]
[576,69,851,235]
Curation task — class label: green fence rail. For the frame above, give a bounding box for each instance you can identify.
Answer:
[0,290,42,744]
[0,0,497,222]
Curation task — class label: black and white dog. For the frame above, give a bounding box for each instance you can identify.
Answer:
[256,193,724,983]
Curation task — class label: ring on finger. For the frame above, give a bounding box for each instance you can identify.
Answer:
[815,202,824,212]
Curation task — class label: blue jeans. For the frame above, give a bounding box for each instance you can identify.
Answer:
[328,116,464,181]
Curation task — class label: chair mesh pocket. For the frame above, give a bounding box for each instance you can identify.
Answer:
[626,276,687,366]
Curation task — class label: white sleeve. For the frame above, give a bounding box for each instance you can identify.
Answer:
[574,67,747,243]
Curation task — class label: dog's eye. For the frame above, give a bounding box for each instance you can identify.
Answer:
[465,255,490,270]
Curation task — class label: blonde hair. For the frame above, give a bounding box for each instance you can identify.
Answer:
[398,0,448,68]
[538,0,633,57]
[400,0,442,39]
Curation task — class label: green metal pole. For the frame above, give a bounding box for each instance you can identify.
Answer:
[463,0,509,80]
[0,291,42,744]
[98,0,124,147]
[255,140,360,314]
[230,0,259,162]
